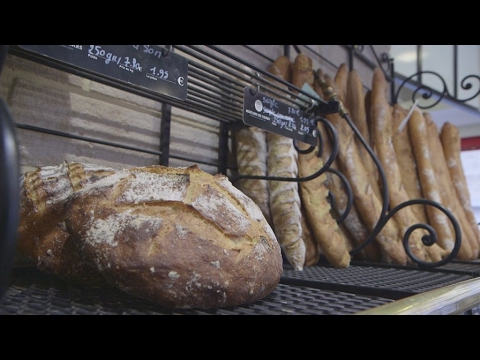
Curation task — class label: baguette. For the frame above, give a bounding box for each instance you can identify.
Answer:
[346,69,370,145]
[392,104,447,261]
[266,55,305,270]
[315,70,407,265]
[314,99,381,262]
[334,63,349,104]
[424,113,478,259]
[370,68,442,262]
[300,202,321,266]
[408,108,472,259]
[297,139,351,268]
[440,121,480,254]
[290,52,314,89]
[233,127,272,225]
[292,54,351,268]
[346,68,380,199]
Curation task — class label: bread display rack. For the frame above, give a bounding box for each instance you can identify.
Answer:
[1,45,480,315]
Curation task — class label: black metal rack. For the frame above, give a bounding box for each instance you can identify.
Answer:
[1,45,480,314]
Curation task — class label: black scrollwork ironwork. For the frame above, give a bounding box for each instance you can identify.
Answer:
[314,71,463,268]
[395,71,480,109]
[230,115,339,184]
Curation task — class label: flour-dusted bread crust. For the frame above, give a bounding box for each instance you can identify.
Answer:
[267,133,305,270]
[391,104,447,262]
[424,113,478,259]
[316,70,407,265]
[297,140,351,268]
[234,126,272,225]
[265,55,306,270]
[64,165,283,309]
[17,161,117,286]
[408,109,473,259]
[370,68,428,262]
[440,122,480,255]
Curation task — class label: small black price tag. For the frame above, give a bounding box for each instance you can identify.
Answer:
[18,45,188,101]
[243,87,318,146]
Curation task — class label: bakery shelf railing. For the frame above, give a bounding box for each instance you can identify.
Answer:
[3,45,465,269]
[1,44,479,314]
[235,44,463,268]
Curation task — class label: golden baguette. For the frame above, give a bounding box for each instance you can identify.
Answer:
[370,68,443,263]
[290,52,314,89]
[346,69,371,145]
[334,63,349,104]
[424,113,479,259]
[314,73,382,262]
[440,122,480,255]
[391,104,447,262]
[291,53,351,268]
[346,68,380,200]
[297,138,351,268]
[300,202,321,266]
[408,108,472,259]
[315,70,407,265]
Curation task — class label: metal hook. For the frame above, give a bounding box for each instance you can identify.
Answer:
[250,83,260,96]
[305,98,316,113]
[163,45,172,57]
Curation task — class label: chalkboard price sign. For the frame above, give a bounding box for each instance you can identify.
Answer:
[243,87,318,146]
[18,45,188,101]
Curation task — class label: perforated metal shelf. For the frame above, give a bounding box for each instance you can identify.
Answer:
[281,262,477,300]
[0,266,396,315]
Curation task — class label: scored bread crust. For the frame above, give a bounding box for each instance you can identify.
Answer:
[234,126,272,226]
[408,108,472,259]
[297,139,351,268]
[391,104,447,262]
[265,55,306,270]
[370,68,439,263]
[440,122,480,255]
[313,88,381,262]
[316,71,407,265]
[64,165,283,309]
[17,161,117,286]
[424,113,479,259]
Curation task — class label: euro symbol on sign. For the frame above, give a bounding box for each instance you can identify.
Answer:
[178,77,184,86]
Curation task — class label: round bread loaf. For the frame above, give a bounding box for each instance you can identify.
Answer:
[17,161,117,287]
[64,164,283,309]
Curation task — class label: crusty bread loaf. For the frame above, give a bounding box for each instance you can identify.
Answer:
[17,161,117,286]
[440,122,480,255]
[18,163,283,308]
[61,164,282,308]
